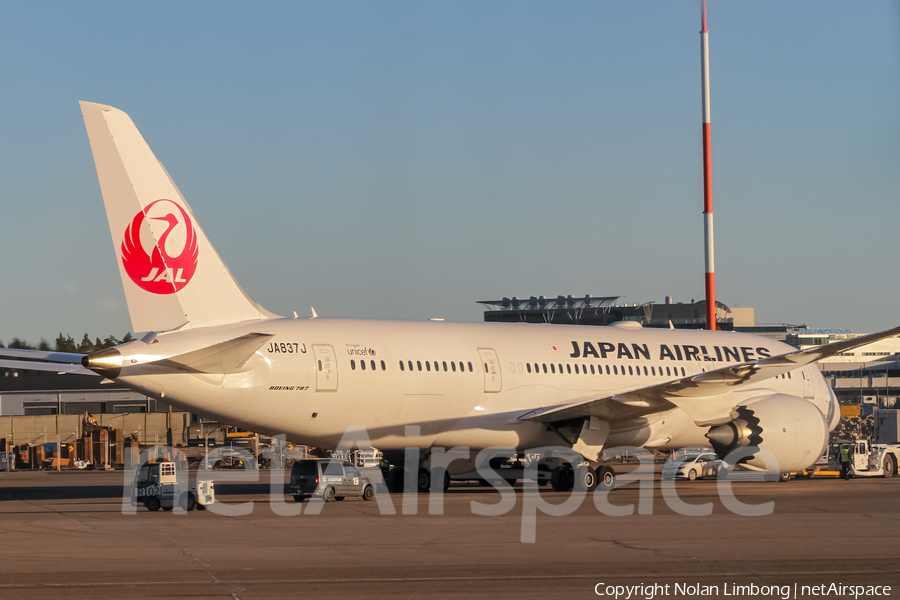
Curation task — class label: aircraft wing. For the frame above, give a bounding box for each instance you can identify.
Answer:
[521,324,900,425]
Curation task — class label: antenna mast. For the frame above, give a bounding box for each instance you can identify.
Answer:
[701,0,716,330]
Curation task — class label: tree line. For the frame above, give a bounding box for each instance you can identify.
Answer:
[0,332,135,354]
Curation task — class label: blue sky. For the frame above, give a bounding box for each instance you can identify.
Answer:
[1,1,899,344]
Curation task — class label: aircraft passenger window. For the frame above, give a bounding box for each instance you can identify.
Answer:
[408,360,414,371]
[567,364,572,374]
[452,362,457,372]
[468,362,473,372]
[426,362,431,372]
[550,364,556,374]
[350,360,356,370]
[361,360,366,371]
[433,361,439,371]
[680,367,685,376]
[613,365,618,375]
[417,361,422,371]
[644,366,648,376]
[484,363,488,373]
[542,364,547,373]
[666,367,671,376]
[651,366,655,375]
[380,360,385,371]
[558,363,563,373]
[604,365,610,375]
[399,361,404,371]
[443,361,448,371]
[628,366,633,375]
[527,363,532,373]
[788,373,792,379]
[317,360,323,371]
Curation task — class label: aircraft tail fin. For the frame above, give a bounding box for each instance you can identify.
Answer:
[80,102,279,333]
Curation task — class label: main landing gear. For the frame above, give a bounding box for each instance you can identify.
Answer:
[385,466,451,493]
[549,464,615,492]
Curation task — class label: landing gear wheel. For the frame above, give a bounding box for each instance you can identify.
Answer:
[324,486,335,502]
[145,497,160,512]
[550,466,573,492]
[688,469,697,481]
[597,466,615,491]
[180,493,197,512]
[574,466,598,492]
[292,495,307,503]
[442,472,451,492]
[417,468,431,493]
[363,486,375,501]
[779,472,792,482]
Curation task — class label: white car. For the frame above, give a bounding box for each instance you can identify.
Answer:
[661,452,722,481]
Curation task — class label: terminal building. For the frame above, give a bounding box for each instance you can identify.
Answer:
[478,294,797,341]
[790,331,900,412]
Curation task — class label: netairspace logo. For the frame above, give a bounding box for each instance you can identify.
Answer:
[593,582,892,600]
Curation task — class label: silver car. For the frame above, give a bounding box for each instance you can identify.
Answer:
[661,452,722,481]
[289,459,375,502]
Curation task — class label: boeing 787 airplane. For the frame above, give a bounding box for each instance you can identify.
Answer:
[1,102,896,492]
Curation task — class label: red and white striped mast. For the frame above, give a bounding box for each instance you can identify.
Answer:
[700,0,716,330]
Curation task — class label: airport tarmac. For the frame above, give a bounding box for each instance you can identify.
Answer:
[0,469,898,599]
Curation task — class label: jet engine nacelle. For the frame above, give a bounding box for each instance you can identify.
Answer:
[706,394,828,474]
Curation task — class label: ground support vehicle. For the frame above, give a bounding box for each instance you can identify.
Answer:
[289,459,375,502]
[790,465,841,479]
[788,440,900,479]
[132,462,215,512]
[788,451,839,479]
[833,439,900,478]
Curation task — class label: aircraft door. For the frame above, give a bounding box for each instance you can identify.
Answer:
[478,348,502,393]
[801,368,814,399]
[313,345,338,392]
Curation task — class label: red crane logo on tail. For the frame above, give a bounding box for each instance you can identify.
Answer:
[121,199,199,294]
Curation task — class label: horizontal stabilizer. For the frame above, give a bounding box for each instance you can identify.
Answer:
[0,359,95,376]
[151,333,274,374]
[0,348,86,363]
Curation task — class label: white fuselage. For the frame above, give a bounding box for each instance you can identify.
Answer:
[111,319,838,454]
